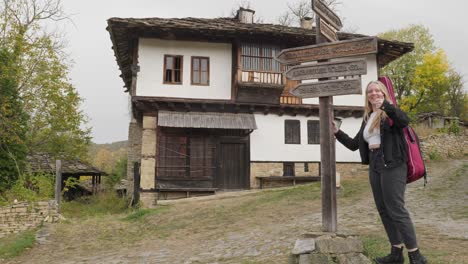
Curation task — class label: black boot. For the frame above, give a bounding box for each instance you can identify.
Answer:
[375,246,404,264]
[408,249,428,264]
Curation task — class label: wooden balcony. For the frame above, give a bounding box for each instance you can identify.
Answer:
[236,70,285,104]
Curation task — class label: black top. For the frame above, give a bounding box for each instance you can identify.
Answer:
[335,100,409,168]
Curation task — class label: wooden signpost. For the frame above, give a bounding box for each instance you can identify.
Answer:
[275,37,377,65]
[290,78,362,98]
[275,0,376,232]
[312,0,342,30]
[319,18,338,42]
[285,59,367,80]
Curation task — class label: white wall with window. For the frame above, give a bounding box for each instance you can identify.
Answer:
[250,114,362,162]
[137,38,232,99]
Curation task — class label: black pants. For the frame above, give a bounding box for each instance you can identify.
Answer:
[369,149,418,249]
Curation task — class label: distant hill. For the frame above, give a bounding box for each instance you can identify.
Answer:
[90,140,128,153]
[88,140,128,173]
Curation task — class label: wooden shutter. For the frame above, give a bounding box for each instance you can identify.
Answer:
[307,120,320,144]
[285,120,301,144]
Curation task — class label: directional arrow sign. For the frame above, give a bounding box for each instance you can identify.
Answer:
[285,59,367,80]
[290,77,362,98]
[275,37,377,65]
[319,18,338,42]
[312,0,342,30]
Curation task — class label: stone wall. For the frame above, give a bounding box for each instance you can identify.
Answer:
[127,118,142,199]
[0,200,59,238]
[250,162,366,189]
[420,134,468,160]
[141,115,157,190]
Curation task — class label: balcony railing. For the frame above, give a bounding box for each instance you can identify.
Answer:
[240,70,283,85]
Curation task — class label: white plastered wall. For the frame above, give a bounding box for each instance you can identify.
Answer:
[250,54,379,163]
[137,38,232,100]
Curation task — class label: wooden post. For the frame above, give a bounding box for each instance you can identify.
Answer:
[55,160,62,213]
[316,15,337,232]
[133,162,141,207]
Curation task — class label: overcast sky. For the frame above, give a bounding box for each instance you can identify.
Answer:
[59,0,468,144]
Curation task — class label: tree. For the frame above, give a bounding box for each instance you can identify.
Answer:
[94,148,113,174]
[0,48,28,192]
[276,0,342,27]
[379,25,436,101]
[402,49,450,113]
[446,70,468,121]
[0,0,91,160]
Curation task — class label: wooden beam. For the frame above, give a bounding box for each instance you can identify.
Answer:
[183,102,191,112]
[168,102,175,111]
[278,106,285,116]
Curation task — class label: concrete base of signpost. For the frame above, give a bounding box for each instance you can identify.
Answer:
[290,231,372,264]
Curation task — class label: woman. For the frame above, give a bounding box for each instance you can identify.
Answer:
[333,80,428,264]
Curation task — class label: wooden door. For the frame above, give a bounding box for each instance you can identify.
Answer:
[217,142,249,190]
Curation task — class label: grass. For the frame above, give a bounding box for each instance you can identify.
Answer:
[61,192,129,218]
[0,229,36,259]
[5,159,467,263]
[122,206,170,222]
[362,234,389,261]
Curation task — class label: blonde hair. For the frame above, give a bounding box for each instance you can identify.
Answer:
[364,81,392,132]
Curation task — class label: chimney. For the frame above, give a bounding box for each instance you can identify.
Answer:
[237,7,255,24]
[300,17,313,29]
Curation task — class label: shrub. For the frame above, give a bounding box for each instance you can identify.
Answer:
[427,148,442,161]
[1,173,54,202]
[61,191,129,218]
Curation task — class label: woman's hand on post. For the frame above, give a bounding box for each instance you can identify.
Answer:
[332,120,339,134]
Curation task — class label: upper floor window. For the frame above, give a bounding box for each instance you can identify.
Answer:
[164,55,183,84]
[307,120,320,144]
[241,43,282,72]
[285,120,301,144]
[191,57,210,85]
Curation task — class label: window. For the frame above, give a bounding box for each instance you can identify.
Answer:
[164,55,183,84]
[191,57,210,85]
[157,134,215,179]
[285,120,301,144]
[307,120,320,144]
[283,162,295,176]
[241,43,282,72]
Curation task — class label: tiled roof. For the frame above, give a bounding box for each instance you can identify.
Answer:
[27,153,104,176]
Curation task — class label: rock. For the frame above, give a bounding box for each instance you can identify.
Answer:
[302,231,336,239]
[308,253,332,264]
[336,253,372,264]
[315,236,363,254]
[298,254,310,264]
[292,238,315,255]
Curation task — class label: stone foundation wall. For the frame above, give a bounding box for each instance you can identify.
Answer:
[420,134,468,160]
[250,162,366,189]
[140,192,158,208]
[141,115,157,190]
[127,118,142,198]
[0,200,59,238]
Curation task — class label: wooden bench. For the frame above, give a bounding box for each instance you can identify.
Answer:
[256,176,320,189]
[156,187,218,199]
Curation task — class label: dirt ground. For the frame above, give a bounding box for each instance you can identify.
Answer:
[4,159,468,264]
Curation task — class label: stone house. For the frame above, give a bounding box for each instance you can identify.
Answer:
[106,8,413,205]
